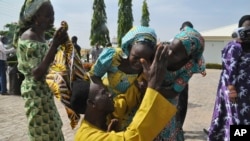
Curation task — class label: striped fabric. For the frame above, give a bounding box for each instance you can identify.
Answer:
[46,21,87,129]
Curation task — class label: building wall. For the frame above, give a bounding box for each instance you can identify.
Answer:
[200,24,236,65]
[203,40,230,64]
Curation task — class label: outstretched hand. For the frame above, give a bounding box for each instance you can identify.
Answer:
[140,45,168,91]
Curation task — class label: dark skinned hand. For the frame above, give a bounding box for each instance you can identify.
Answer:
[107,118,119,132]
[33,24,68,81]
[50,26,69,49]
[228,85,238,104]
[140,45,168,92]
[134,78,147,96]
[229,92,238,104]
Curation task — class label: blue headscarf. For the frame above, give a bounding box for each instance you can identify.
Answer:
[175,26,204,62]
[175,26,205,73]
[121,26,157,57]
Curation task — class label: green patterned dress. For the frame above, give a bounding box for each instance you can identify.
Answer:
[16,39,64,141]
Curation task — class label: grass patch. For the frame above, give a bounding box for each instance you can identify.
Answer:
[206,63,222,69]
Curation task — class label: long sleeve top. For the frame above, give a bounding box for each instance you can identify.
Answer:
[74,88,177,141]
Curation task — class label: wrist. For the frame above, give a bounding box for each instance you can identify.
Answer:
[229,90,237,98]
[228,85,236,91]
[147,84,160,91]
[229,90,237,93]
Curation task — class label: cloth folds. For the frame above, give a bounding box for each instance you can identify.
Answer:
[46,21,88,129]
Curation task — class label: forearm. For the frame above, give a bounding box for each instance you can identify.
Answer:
[33,46,58,80]
[158,87,178,99]
[124,88,177,141]
[42,46,58,67]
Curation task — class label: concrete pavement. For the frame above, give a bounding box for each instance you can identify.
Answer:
[0,69,221,141]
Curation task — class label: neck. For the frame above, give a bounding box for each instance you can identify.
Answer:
[84,110,108,131]
[31,26,46,41]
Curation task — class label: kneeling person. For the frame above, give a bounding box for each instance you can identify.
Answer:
[74,45,177,141]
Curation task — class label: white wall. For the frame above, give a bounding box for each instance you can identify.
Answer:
[203,41,227,64]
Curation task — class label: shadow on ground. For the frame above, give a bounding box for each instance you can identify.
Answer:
[188,102,202,108]
[184,130,207,141]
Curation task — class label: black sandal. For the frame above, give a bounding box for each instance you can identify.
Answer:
[203,128,209,135]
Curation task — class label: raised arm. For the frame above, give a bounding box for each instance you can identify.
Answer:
[75,44,177,141]
[33,25,68,81]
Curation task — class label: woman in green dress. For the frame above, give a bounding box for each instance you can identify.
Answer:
[14,0,68,140]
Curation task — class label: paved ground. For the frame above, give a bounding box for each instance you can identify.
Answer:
[0,69,221,141]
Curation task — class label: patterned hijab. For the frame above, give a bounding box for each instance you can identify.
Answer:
[174,26,205,73]
[175,26,205,62]
[121,26,157,57]
[13,0,51,47]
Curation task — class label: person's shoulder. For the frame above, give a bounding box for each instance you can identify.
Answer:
[20,29,46,44]
[90,48,95,53]
[224,40,243,52]
[18,38,46,48]
[113,47,123,53]
[227,40,241,47]
[76,44,81,49]
[101,47,116,54]
[99,47,103,52]
[20,29,35,40]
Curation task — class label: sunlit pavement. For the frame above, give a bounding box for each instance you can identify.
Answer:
[0,69,220,141]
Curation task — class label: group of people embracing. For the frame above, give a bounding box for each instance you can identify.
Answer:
[13,0,206,141]
[72,23,205,141]
[13,0,250,141]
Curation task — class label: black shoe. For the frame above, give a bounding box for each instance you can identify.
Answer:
[1,92,9,95]
[203,128,209,135]
[179,127,185,134]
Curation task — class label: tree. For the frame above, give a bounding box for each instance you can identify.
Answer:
[0,22,18,45]
[0,22,55,45]
[117,0,133,47]
[141,0,150,27]
[90,0,110,47]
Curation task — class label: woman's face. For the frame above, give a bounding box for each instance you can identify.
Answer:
[166,39,189,71]
[35,2,55,30]
[242,20,250,27]
[240,20,250,44]
[129,42,155,71]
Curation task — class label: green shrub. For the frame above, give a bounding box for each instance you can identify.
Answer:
[206,63,222,69]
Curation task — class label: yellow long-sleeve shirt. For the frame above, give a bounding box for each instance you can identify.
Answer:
[74,88,177,141]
